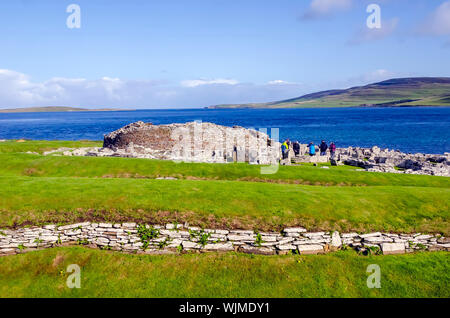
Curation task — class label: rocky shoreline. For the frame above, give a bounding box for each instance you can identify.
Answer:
[1,222,448,257]
[288,144,450,177]
[28,121,449,177]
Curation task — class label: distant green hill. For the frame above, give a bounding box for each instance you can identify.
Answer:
[209,77,450,108]
[0,106,125,113]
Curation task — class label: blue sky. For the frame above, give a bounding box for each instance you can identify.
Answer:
[0,0,449,109]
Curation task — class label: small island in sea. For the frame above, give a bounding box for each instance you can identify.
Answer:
[0,106,129,113]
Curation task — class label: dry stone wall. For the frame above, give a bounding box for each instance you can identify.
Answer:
[1,223,448,257]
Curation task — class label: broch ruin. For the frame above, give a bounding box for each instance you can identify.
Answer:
[100,121,280,165]
[40,121,450,177]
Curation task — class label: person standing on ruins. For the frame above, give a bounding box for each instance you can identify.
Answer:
[319,140,328,156]
[329,142,336,160]
[308,142,316,156]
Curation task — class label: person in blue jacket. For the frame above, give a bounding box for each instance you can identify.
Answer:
[308,142,316,156]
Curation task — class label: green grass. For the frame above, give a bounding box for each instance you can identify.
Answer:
[1,152,449,188]
[0,176,448,234]
[0,140,448,298]
[0,140,101,154]
[0,141,448,234]
[0,247,448,297]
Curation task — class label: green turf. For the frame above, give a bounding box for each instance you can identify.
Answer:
[0,247,448,298]
[0,140,448,298]
[1,152,449,188]
[0,176,448,234]
[0,140,102,154]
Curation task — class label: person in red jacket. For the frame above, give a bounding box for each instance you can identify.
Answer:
[329,142,336,160]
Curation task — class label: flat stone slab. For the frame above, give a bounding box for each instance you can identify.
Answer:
[283,227,307,233]
[297,244,324,255]
[359,232,382,238]
[381,243,406,255]
[239,246,275,255]
[204,243,234,252]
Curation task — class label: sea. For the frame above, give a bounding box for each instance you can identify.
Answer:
[0,107,449,154]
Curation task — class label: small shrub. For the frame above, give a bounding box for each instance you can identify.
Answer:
[366,245,382,256]
[56,234,62,245]
[137,224,160,250]
[158,237,172,249]
[77,238,89,245]
[254,233,264,247]
[34,237,44,247]
[341,244,350,251]
[189,229,211,247]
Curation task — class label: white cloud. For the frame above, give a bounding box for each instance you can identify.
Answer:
[0,68,403,109]
[0,69,309,109]
[358,69,396,83]
[419,1,450,35]
[180,78,239,87]
[301,0,352,20]
[348,18,398,45]
[266,80,301,85]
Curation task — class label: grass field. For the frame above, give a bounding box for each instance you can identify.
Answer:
[0,141,448,234]
[0,247,448,298]
[0,140,449,299]
[1,176,448,234]
[2,152,450,188]
[0,140,101,154]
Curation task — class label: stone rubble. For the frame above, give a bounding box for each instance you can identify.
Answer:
[87,121,279,165]
[32,122,449,177]
[0,223,447,257]
[291,145,449,177]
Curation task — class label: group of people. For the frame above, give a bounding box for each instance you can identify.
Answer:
[281,140,337,160]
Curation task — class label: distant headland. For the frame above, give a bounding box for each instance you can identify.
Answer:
[0,106,129,113]
[207,77,450,109]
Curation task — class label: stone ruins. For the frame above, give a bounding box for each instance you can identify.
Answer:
[1,222,448,257]
[99,121,279,164]
[38,121,449,177]
[288,144,450,177]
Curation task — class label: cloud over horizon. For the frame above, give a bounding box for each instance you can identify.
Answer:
[0,68,423,110]
[0,69,313,109]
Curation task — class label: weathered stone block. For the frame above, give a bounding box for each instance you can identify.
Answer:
[297,244,324,255]
[330,231,342,248]
[239,246,275,255]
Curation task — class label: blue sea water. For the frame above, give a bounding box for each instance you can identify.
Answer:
[0,107,449,154]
